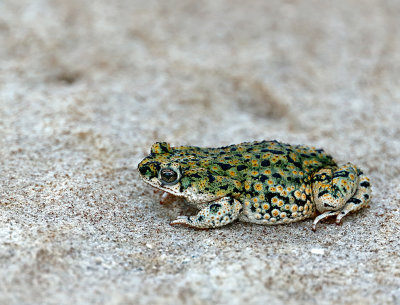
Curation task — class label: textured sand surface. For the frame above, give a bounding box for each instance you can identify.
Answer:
[1,1,400,304]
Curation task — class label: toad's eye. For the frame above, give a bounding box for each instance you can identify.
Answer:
[159,168,180,185]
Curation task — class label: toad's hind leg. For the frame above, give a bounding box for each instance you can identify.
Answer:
[311,163,371,231]
[170,197,242,229]
[335,172,371,223]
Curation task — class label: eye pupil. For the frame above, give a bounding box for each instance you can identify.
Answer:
[160,168,179,184]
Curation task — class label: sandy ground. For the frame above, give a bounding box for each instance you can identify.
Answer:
[1,1,400,304]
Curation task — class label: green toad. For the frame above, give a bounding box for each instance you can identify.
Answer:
[137,141,371,230]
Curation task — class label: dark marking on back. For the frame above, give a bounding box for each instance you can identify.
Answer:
[261,149,284,154]
[237,165,246,171]
[218,163,233,170]
[261,160,271,167]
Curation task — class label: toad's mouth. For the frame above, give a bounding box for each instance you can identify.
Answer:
[144,177,184,197]
[143,177,221,204]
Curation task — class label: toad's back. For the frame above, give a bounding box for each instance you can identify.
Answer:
[199,140,337,224]
[173,140,336,177]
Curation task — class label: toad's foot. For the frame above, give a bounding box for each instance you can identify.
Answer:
[170,197,242,228]
[312,163,372,231]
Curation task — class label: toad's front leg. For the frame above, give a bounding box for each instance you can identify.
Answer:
[170,197,242,228]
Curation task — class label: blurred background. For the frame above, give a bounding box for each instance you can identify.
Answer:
[2,0,398,150]
[1,1,400,304]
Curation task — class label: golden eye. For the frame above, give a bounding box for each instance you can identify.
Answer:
[159,168,180,185]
